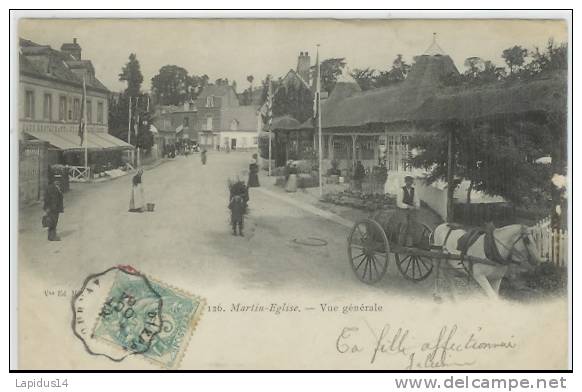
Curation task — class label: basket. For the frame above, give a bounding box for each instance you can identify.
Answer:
[146,203,155,212]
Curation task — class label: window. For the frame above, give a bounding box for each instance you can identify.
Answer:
[253,136,258,145]
[86,100,92,123]
[384,134,411,172]
[43,93,52,121]
[184,117,189,127]
[67,97,73,121]
[97,101,104,124]
[206,116,213,130]
[58,96,67,121]
[206,96,214,107]
[73,98,80,121]
[24,90,35,119]
[230,120,238,131]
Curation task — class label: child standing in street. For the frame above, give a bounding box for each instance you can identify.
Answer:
[229,194,245,236]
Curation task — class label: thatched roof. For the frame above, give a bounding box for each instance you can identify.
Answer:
[415,71,568,122]
[316,54,566,129]
[319,54,459,129]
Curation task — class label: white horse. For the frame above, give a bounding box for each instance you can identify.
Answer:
[433,224,544,299]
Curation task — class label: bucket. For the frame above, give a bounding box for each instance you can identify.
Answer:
[146,203,155,212]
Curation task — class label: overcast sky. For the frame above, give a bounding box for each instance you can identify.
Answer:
[19,18,568,93]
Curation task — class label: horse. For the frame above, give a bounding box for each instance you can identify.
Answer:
[433,223,545,299]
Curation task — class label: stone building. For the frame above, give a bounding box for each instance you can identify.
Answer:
[153,84,260,152]
[19,37,132,202]
[19,38,132,177]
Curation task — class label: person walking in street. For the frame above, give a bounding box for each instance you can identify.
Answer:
[129,169,146,213]
[229,194,246,236]
[43,177,64,241]
[248,153,260,188]
[201,148,207,165]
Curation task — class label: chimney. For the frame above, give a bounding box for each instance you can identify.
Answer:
[60,38,82,60]
[296,51,311,85]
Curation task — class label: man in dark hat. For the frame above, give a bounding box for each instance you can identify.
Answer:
[397,176,420,210]
[43,177,64,241]
[394,175,421,247]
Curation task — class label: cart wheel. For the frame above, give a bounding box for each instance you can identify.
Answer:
[394,224,434,282]
[347,219,390,284]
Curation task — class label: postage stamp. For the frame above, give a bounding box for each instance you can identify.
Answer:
[72,266,205,369]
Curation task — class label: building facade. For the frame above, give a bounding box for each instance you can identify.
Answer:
[153,84,260,151]
[19,38,131,181]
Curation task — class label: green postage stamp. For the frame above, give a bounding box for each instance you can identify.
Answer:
[74,266,205,369]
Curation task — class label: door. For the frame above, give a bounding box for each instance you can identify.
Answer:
[231,138,236,150]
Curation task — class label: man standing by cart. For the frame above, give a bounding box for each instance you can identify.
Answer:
[394,175,421,247]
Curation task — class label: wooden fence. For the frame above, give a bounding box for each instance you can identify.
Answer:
[19,140,48,204]
[532,217,568,267]
[69,166,91,182]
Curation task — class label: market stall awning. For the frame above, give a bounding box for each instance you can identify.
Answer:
[25,130,133,151]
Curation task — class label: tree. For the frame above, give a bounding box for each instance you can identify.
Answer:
[119,53,144,97]
[525,39,568,78]
[272,81,313,123]
[246,75,254,102]
[374,54,411,88]
[312,58,346,93]
[151,65,194,106]
[390,54,411,80]
[502,45,528,76]
[464,57,485,79]
[408,120,557,207]
[350,68,377,91]
[461,57,505,85]
[108,91,153,149]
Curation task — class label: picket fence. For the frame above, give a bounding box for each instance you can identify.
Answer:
[531,217,568,267]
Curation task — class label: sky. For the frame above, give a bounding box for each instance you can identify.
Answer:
[19,18,568,93]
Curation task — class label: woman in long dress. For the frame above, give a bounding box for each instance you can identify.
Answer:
[129,169,145,212]
[201,149,207,165]
[247,154,260,188]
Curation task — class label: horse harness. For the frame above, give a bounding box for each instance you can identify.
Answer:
[442,224,531,279]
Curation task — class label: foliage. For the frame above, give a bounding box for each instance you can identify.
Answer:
[118,53,144,97]
[522,39,568,79]
[350,55,411,91]
[443,40,566,87]
[270,78,314,123]
[375,54,411,87]
[108,92,153,151]
[152,65,190,106]
[311,57,346,93]
[502,45,528,76]
[408,120,557,206]
[350,68,377,91]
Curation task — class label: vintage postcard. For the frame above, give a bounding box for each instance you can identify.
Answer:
[14,16,570,370]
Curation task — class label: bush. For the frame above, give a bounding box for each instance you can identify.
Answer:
[298,174,319,188]
[500,262,567,300]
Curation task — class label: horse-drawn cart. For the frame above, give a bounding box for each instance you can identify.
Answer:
[347,213,501,286]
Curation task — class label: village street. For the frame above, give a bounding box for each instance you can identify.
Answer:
[18,151,426,295]
[17,151,568,370]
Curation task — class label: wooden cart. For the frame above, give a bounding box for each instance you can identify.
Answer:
[347,217,498,284]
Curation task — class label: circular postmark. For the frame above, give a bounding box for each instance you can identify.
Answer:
[71,265,163,362]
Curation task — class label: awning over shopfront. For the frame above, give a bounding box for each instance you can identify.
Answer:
[25,130,133,151]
